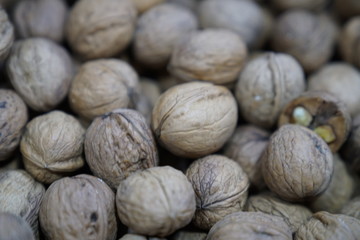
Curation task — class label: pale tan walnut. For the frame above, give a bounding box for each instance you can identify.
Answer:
[131,0,165,13]
[116,166,196,237]
[261,124,333,202]
[341,197,360,220]
[0,170,45,239]
[6,38,73,112]
[0,89,28,161]
[0,7,14,62]
[173,231,206,240]
[206,211,292,240]
[134,3,198,68]
[69,59,139,121]
[151,82,238,158]
[335,0,360,19]
[340,17,360,70]
[21,111,85,184]
[66,0,137,60]
[119,234,166,240]
[0,212,35,240]
[186,155,249,230]
[271,0,329,11]
[294,212,360,240]
[13,0,68,42]
[308,63,360,116]
[169,29,247,85]
[39,174,117,240]
[235,52,305,128]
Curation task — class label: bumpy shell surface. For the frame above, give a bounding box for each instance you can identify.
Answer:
[261,124,333,202]
[0,212,35,240]
[340,17,360,69]
[341,197,360,220]
[131,0,165,13]
[21,111,85,184]
[39,174,117,240]
[0,7,14,61]
[116,166,196,237]
[186,155,249,230]
[151,82,238,158]
[0,89,28,161]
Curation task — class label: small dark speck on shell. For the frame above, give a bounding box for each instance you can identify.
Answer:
[90,212,98,222]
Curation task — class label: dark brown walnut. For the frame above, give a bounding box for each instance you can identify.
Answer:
[278,91,351,152]
[0,7,14,62]
[0,170,45,238]
[245,193,312,233]
[131,0,165,13]
[186,155,250,230]
[271,0,329,11]
[0,212,35,240]
[21,111,85,184]
[116,166,196,237]
[308,63,360,116]
[85,109,158,190]
[7,38,73,112]
[224,125,270,189]
[261,124,333,202]
[39,174,117,240]
[236,52,305,128]
[340,17,360,69]
[119,234,166,240]
[151,82,238,158]
[341,197,360,220]
[341,114,360,173]
[66,0,137,60]
[206,211,292,240]
[69,59,140,121]
[169,29,247,85]
[0,89,28,161]
[173,231,207,240]
[294,212,360,240]
[271,10,337,73]
[13,0,68,42]
[335,0,360,19]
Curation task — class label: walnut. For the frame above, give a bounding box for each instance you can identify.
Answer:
[21,111,85,184]
[186,155,249,230]
[0,89,28,161]
[0,212,35,240]
[340,17,360,70]
[116,166,195,237]
[139,79,161,107]
[85,108,158,190]
[6,38,73,112]
[341,114,360,173]
[66,0,137,60]
[0,7,13,62]
[168,29,247,85]
[235,52,305,128]
[69,59,139,121]
[151,82,238,158]
[261,124,333,202]
[39,174,117,240]
[131,0,165,13]
[271,0,329,11]
[0,170,45,239]
[341,197,360,220]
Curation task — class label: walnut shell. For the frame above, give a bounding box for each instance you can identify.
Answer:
[131,0,165,13]
[341,114,360,173]
[116,166,195,237]
[341,197,360,220]
[186,155,249,230]
[261,124,333,202]
[0,7,14,62]
[0,89,28,161]
[136,79,161,125]
[6,38,73,112]
[39,174,117,240]
[21,111,85,184]
[340,17,360,70]
[0,212,35,240]
[151,82,238,158]
[173,231,206,240]
[271,0,329,11]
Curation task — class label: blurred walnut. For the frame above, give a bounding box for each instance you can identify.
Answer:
[21,111,85,184]
[7,38,73,111]
[0,212,35,240]
[116,166,195,237]
[0,7,13,62]
[271,0,329,11]
[186,155,249,230]
[40,174,117,240]
[139,79,160,106]
[335,0,360,19]
[173,231,206,240]
[341,197,360,220]
[340,17,360,69]
[131,0,165,13]
[341,114,360,173]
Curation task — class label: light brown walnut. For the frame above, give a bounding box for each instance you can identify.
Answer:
[0,7,14,62]
[0,212,35,240]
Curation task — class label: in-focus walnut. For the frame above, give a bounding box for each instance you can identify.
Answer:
[186,155,249,230]
[134,3,198,68]
[169,29,247,85]
[39,174,117,240]
[173,231,206,240]
[0,170,45,238]
[0,7,13,62]
[271,10,337,73]
[69,59,140,121]
[341,197,360,220]
[271,0,329,11]
[0,212,35,240]
[151,82,238,158]
[335,0,360,19]
[0,89,28,161]
[85,109,158,190]
[224,125,270,189]
[340,17,360,69]
[206,212,292,240]
[21,111,85,184]
[7,38,73,112]
[66,0,137,60]
[341,114,360,174]
[278,91,351,152]
[116,166,195,237]
[13,0,68,42]
[235,52,305,128]
[131,0,165,13]
[294,212,360,240]
[261,124,333,202]
[308,63,360,116]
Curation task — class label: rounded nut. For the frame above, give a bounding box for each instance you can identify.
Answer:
[131,0,165,13]
[341,197,360,220]
[0,7,14,62]
[340,17,360,70]
[151,82,238,158]
[186,155,249,230]
[0,212,35,240]
[116,166,195,237]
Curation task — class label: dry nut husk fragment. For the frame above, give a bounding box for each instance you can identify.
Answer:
[0,212,35,240]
